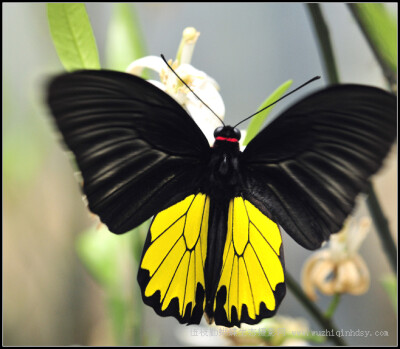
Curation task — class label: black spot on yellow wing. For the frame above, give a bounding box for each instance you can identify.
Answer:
[213,197,286,327]
[137,193,210,324]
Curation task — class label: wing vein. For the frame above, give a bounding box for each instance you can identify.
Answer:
[249,242,274,294]
[242,256,257,318]
[161,245,187,307]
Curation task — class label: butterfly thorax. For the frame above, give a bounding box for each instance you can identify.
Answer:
[204,126,243,201]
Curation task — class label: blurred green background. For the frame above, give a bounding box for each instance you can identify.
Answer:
[3,3,397,346]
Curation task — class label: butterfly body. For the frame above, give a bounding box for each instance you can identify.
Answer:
[203,135,242,307]
[203,199,230,322]
[47,69,396,328]
[205,127,243,199]
[196,126,278,325]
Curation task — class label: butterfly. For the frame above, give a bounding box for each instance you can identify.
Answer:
[47,67,396,327]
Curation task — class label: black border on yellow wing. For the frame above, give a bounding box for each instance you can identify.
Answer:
[213,245,286,328]
[137,192,210,325]
[211,196,287,328]
[137,229,206,325]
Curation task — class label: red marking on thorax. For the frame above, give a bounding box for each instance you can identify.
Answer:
[215,136,239,143]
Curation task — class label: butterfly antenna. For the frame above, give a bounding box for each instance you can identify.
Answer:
[233,76,321,128]
[161,54,225,126]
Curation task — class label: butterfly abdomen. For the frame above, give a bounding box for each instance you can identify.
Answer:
[203,199,229,322]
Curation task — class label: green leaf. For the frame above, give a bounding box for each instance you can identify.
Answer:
[243,80,293,146]
[106,3,147,72]
[75,220,150,287]
[324,293,341,319]
[75,225,133,290]
[381,274,397,312]
[47,3,100,71]
[132,219,151,263]
[107,294,129,345]
[3,83,50,187]
[76,223,148,345]
[350,3,397,74]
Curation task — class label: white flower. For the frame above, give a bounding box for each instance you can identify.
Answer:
[222,316,311,346]
[263,316,311,346]
[126,27,225,145]
[302,217,371,301]
[238,129,247,151]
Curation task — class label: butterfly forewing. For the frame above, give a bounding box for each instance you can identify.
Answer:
[47,70,210,234]
[243,85,397,250]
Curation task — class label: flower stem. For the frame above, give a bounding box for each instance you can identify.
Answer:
[347,4,397,90]
[286,272,346,346]
[306,4,339,84]
[325,294,341,319]
[365,183,397,274]
[306,3,397,275]
[346,4,397,273]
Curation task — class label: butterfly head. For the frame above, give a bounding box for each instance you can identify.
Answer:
[213,126,241,145]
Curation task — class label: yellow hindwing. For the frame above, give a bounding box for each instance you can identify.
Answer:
[140,193,209,318]
[214,197,284,323]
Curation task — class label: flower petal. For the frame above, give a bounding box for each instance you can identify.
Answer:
[311,258,337,296]
[301,251,331,300]
[186,81,225,118]
[239,129,247,151]
[186,101,223,145]
[339,256,370,295]
[347,217,371,254]
[349,256,370,295]
[126,55,164,76]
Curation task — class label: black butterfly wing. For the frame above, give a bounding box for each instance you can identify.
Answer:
[242,85,396,250]
[47,70,210,234]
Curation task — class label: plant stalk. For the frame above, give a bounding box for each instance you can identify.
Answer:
[347,4,397,90]
[365,183,397,273]
[286,272,346,346]
[307,4,339,84]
